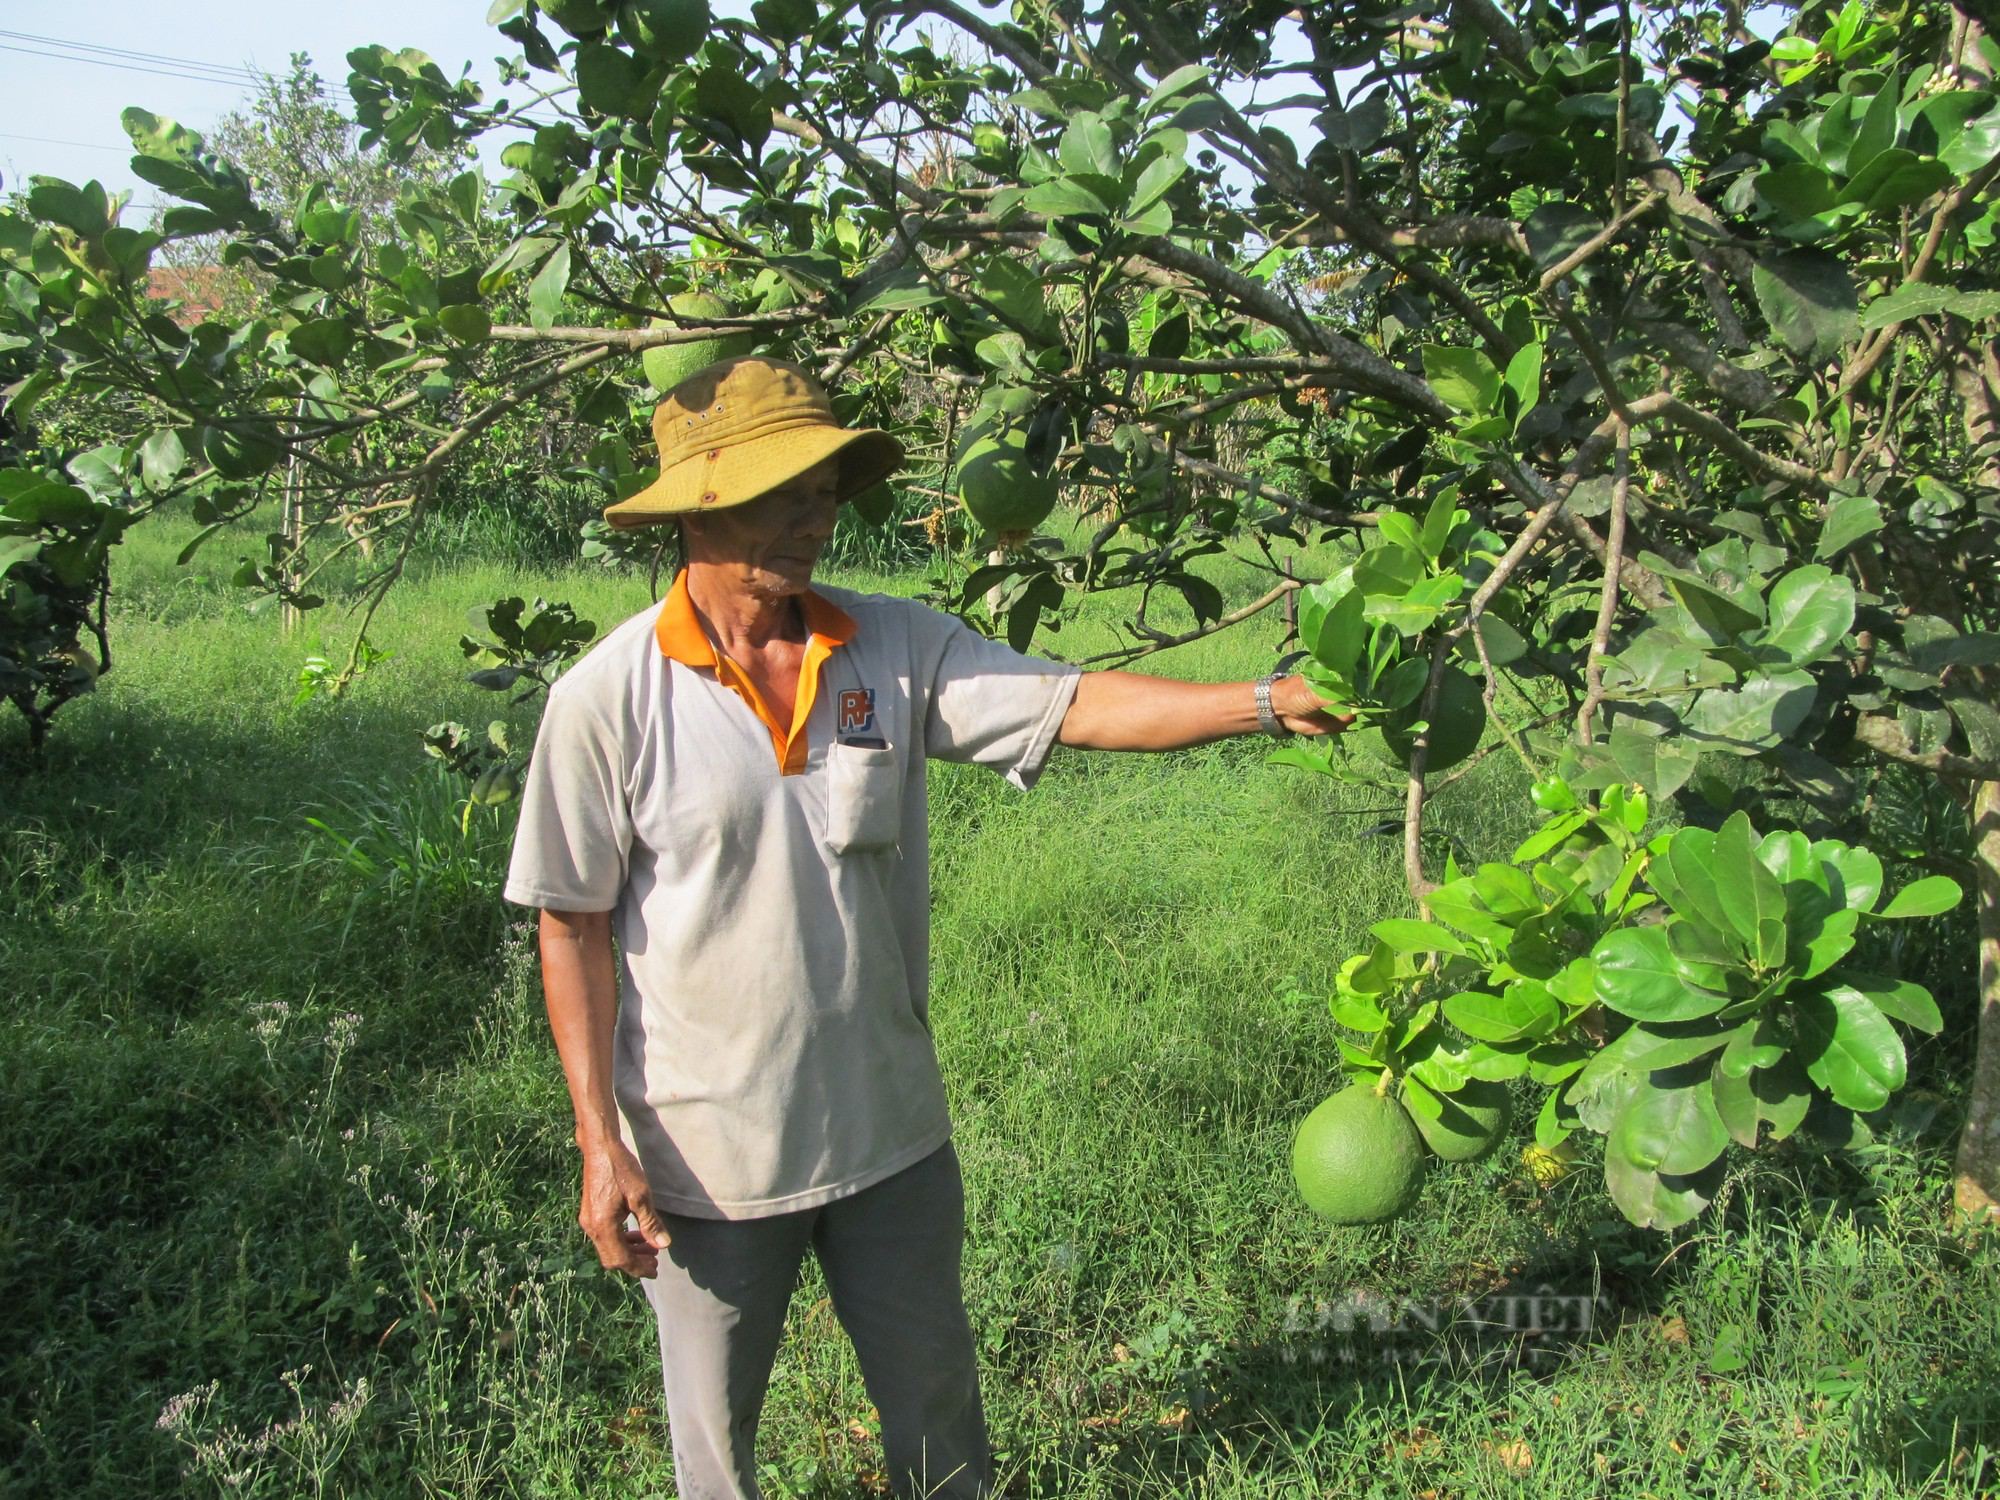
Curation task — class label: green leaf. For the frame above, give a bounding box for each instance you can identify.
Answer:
[1755,1057,1812,1140]
[1022,178,1113,218]
[1655,828,1738,938]
[437,304,493,344]
[1815,492,1885,558]
[1374,511,1421,553]
[1650,556,1765,640]
[1841,973,1942,1035]
[1712,811,1787,962]
[1751,250,1859,363]
[1798,908,1859,979]
[1812,840,1883,912]
[1940,102,2000,176]
[1593,926,1731,1021]
[0,536,39,576]
[1798,985,1906,1110]
[1875,874,1962,919]
[1607,723,1700,801]
[972,256,1053,339]
[174,521,225,566]
[1846,151,1953,213]
[1146,310,1190,361]
[1351,544,1424,599]
[1324,92,1390,151]
[1442,985,1561,1043]
[1265,741,1336,777]
[1125,151,1186,216]
[27,178,110,238]
[1059,114,1117,178]
[1458,1041,1533,1081]
[1718,1016,1785,1078]
[1687,671,1817,751]
[528,243,571,333]
[1712,1062,1760,1148]
[1847,82,1900,178]
[120,106,201,161]
[1502,342,1543,415]
[1300,580,1366,679]
[1418,489,1458,560]
[1421,345,1502,414]
[1755,566,1855,665]
[288,318,354,366]
[1755,162,1840,221]
[1859,281,1957,328]
[1143,64,1211,113]
[1603,1152,1716,1230]
[1511,810,1586,864]
[1370,918,1467,956]
[139,429,186,494]
[0,481,97,526]
[1612,1078,1730,1175]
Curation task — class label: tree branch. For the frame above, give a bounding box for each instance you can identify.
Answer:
[1852,713,2000,781]
[1577,420,1631,744]
[1075,579,1301,665]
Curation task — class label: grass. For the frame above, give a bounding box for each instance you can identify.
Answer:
[2,505,1996,1497]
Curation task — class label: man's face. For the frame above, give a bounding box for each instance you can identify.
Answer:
[681,457,841,600]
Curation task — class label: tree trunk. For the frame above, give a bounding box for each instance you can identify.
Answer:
[1954,780,2000,1222]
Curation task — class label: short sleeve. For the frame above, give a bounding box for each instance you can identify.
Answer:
[503,681,634,910]
[919,606,1081,789]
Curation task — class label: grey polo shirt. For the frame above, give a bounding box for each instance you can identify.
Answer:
[504,583,1080,1218]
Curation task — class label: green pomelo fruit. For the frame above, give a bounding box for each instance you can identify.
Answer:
[1291,1085,1427,1224]
[1406,1078,1511,1162]
[539,0,613,36]
[539,0,613,37]
[1375,664,1487,772]
[642,291,754,393]
[619,0,708,58]
[199,423,283,479]
[955,418,1058,533]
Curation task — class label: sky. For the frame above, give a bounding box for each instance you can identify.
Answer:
[1,0,1326,219]
[0,1,528,212]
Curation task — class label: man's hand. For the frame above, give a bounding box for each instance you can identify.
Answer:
[1271,675,1356,737]
[578,1135,672,1279]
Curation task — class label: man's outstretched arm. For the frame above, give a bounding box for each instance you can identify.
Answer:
[538,907,672,1278]
[1057,670,1350,752]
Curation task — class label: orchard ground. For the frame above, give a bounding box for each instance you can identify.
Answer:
[2,506,1997,1497]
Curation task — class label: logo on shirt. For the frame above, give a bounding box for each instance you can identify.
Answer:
[837,688,877,738]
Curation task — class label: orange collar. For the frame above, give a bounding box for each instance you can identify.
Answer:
[655,571,857,774]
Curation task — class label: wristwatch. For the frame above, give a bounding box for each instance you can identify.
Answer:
[1254,674,1293,739]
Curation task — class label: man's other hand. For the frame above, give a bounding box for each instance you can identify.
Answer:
[579,1135,672,1278]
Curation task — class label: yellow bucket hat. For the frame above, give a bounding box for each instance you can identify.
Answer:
[602,356,904,530]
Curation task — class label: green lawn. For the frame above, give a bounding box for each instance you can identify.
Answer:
[2,515,1996,1497]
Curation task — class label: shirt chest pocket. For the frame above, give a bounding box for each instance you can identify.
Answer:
[824,743,902,855]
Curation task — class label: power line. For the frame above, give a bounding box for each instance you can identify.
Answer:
[0,28,260,81]
[0,130,132,154]
[0,41,259,89]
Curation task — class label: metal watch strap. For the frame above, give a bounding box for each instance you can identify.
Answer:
[1254,674,1291,738]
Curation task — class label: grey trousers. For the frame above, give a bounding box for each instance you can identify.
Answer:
[640,1141,992,1500]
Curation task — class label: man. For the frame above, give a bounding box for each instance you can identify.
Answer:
[504,356,1346,1500]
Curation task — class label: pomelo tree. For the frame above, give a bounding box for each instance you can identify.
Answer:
[2,0,1997,1226]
